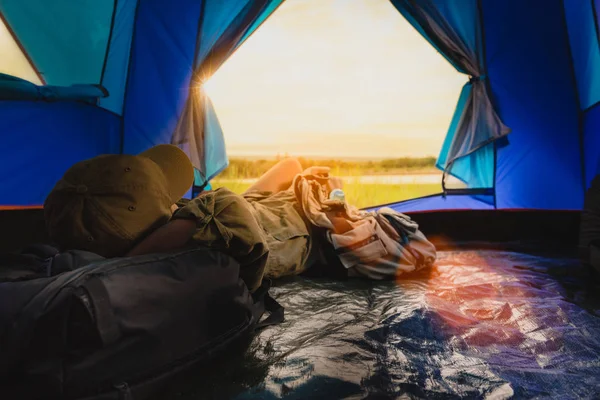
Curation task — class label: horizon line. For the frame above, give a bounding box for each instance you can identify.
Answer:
[226,153,439,161]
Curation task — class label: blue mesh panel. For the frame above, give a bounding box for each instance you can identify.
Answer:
[0,0,114,85]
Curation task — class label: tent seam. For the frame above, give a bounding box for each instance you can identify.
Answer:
[584,99,600,114]
[592,0,600,48]
[100,0,119,88]
[118,0,142,154]
[477,0,498,209]
[192,0,207,71]
[194,1,278,79]
[215,1,287,71]
[561,0,586,194]
[189,0,207,195]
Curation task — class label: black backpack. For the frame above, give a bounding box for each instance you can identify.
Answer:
[0,246,283,400]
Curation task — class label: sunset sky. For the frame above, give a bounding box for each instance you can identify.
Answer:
[204,0,465,159]
[0,0,466,160]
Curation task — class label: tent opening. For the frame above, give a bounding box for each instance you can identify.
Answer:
[202,0,468,209]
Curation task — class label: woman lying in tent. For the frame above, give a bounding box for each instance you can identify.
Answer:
[43,145,436,291]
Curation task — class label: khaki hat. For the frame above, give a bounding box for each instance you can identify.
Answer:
[44,145,194,257]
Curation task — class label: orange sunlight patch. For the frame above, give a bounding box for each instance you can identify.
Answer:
[415,250,540,349]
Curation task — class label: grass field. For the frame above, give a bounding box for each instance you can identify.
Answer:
[210,157,444,208]
[210,179,441,209]
[218,157,439,179]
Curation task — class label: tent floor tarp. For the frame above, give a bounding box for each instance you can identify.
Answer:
[156,250,600,399]
[0,210,594,398]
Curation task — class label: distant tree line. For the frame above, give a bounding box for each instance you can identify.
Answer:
[217,156,437,179]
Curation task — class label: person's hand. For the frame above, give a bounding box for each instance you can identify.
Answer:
[302,166,343,193]
[327,176,343,192]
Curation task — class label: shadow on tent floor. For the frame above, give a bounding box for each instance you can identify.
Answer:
[156,250,600,400]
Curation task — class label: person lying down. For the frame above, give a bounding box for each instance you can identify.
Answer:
[44,145,436,292]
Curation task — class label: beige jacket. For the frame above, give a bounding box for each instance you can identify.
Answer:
[292,174,436,279]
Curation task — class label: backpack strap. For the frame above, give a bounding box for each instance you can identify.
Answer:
[256,293,284,329]
[76,276,121,347]
[20,243,60,259]
[251,279,284,330]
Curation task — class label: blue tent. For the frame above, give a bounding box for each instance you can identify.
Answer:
[1,3,599,398]
[0,0,598,213]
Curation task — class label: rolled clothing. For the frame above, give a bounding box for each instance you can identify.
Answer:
[292,173,436,279]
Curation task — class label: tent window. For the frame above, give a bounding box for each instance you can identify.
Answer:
[202,0,466,208]
[0,16,41,84]
[0,0,114,86]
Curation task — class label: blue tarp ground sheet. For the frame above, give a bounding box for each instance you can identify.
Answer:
[158,250,600,400]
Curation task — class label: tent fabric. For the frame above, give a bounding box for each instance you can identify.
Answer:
[380,193,494,214]
[0,0,597,212]
[173,85,229,188]
[193,1,251,71]
[172,0,284,188]
[564,0,600,110]
[484,0,584,210]
[0,101,120,206]
[0,0,284,205]
[390,0,509,190]
[198,88,228,182]
[120,0,202,156]
[0,0,136,115]
[97,0,138,115]
[437,84,494,189]
[239,1,284,45]
[445,142,495,190]
[0,73,107,103]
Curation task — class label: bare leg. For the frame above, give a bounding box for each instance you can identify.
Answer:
[245,158,303,194]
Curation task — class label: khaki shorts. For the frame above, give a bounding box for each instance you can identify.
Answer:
[173,188,269,292]
[243,190,314,278]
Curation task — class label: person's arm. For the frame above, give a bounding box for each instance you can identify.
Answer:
[126,219,196,257]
